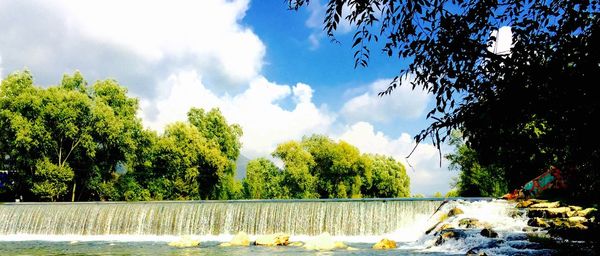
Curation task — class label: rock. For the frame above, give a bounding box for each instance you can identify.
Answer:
[289,241,303,247]
[466,249,488,256]
[255,233,289,246]
[529,202,561,208]
[219,242,232,247]
[569,206,583,211]
[516,200,535,208]
[434,229,467,246]
[567,216,588,225]
[425,221,442,235]
[448,207,464,217]
[372,238,397,249]
[509,209,525,218]
[458,218,483,228]
[168,236,200,247]
[346,247,359,251]
[229,231,250,246]
[334,241,347,249]
[480,228,498,238]
[575,208,597,218]
[303,232,341,250]
[527,207,572,218]
[522,226,541,233]
[527,217,550,228]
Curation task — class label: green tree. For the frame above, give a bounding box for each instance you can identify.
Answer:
[288,0,600,203]
[243,158,288,199]
[446,132,508,197]
[273,141,318,199]
[364,154,410,198]
[0,71,143,201]
[31,158,74,201]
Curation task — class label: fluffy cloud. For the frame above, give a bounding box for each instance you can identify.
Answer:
[142,70,335,159]
[0,0,264,96]
[337,122,455,195]
[341,77,430,123]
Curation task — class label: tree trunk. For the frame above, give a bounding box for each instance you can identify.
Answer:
[71,182,77,202]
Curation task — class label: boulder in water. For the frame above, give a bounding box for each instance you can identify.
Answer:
[255,233,289,246]
[480,227,498,238]
[303,232,345,250]
[219,242,232,247]
[516,200,535,208]
[168,236,200,247]
[458,218,482,228]
[372,238,396,249]
[448,207,464,217]
[229,231,250,246]
[527,217,550,228]
[434,229,467,246]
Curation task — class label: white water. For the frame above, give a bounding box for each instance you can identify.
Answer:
[0,199,440,239]
[0,199,548,255]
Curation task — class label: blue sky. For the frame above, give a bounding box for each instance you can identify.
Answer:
[0,0,457,195]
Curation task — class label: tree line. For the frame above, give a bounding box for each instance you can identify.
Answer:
[0,71,410,202]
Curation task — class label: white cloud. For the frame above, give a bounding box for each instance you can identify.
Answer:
[0,0,264,95]
[341,77,430,123]
[142,71,335,160]
[337,122,455,195]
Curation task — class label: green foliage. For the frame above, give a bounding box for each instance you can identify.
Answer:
[243,158,288,199]
[288,0,600,204]
[31,158,74,201]
[365,154,410,198]
[446,132,508,197]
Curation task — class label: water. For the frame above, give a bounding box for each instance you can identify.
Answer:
[0,198,552,255]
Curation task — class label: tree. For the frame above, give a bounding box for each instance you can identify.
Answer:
[0,71,143,201]
[364,154,410,198]
[446,132,508,197]
[273,141,319,199]
[31,158,74,202]
[288,0,600,202]
[243,158,288,199]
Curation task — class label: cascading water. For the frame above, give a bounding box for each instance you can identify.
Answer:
[0,199,442,240]
[0,198,556,255]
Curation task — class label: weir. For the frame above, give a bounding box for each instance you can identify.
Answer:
[0,198,488,237]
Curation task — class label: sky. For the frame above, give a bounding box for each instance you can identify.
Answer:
[0,0,475,195]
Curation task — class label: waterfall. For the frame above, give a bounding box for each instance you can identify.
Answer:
[0,199,443,238]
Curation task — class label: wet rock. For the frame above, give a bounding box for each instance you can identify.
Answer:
[346,246,359,251]
[522,226,541,233]
[516,200,535,208]
[229,231,250,246]
[303,232,344,250]
[529,202,561,208]
[372,238,397,249]
[168,236,200,247]
[219,242,232,247]
[466,249,488,256]
[425,221,442,235]
[527,207,572,218]
[480,228,498,238]
[528,217,550,228]
[569,206,583,212]
[458,218,483,228]
[435,229,467,246]
[255,233,289,246]
[448,207,464,217]
[567,216,588,225]
[509,209,526,218]
[574,208,597,218]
